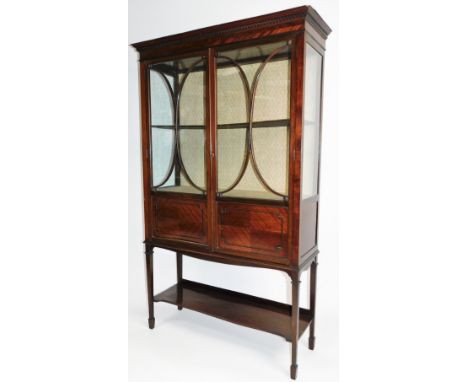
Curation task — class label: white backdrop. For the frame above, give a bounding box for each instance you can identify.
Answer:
[128,1,339,381]
[2,1,468,382]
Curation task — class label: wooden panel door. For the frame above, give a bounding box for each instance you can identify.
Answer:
[217,202,288,262]
[152,195,207,244]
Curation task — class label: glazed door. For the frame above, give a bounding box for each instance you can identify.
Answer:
[214,40,292,262]
[148,54,209,244]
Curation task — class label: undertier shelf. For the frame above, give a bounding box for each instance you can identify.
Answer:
[154,279,313,341]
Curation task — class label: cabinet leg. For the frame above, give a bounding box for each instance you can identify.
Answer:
[145,244,155,329]
[309,258,318,350]
[176,252,183,310]
[290,272,301,380]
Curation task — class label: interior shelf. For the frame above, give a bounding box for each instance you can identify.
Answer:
[155,186,286,201]
[152,119,289,130]
[154,279,313,341]
[219,189,285,201]
[156,185,204,195]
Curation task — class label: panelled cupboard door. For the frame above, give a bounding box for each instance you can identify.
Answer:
[148,54,209,244]
[216,202,289,263]
[152,195,207,244]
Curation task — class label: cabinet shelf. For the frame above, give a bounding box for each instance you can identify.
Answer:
[155,185,204,195]
[154,185,286,202]
[154,279,313,341]
[151,119,289,130]
[219,189,286,201]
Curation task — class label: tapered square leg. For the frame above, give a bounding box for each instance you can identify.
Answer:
[309,336,315,351]
[145,243,155,329]
[290,272,301,380]
[176,252,183,310]
[309,258,318,350]
[290,364,298,380]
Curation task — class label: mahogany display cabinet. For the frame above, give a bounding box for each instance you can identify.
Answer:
[132,6,331,380]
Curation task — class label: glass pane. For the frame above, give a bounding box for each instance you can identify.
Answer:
[178,63,206,191]
[252,59,290,122]
[217,127,247,191]
[216,41,291,201]
[149,70,175,187]
[216,59,248,191]
[252,125,289,195]
[148,56,206,194]
[179,129,205,189]
[151,127,175,187]
[301,45,323,200]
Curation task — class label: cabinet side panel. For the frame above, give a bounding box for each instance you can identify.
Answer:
[139,63,152,239]
[299,40,324,257]
[289,32,305,265]
[299,199,317,256]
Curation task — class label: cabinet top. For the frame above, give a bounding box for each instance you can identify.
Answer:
[131,6,331,54]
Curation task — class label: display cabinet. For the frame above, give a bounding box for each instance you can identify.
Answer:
[132,6,331,379]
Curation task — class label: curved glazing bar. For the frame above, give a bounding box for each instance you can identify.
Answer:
[248,44,290,199]
[216,55,250,195]
[174,58,206,193]
[151,71,177,189]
